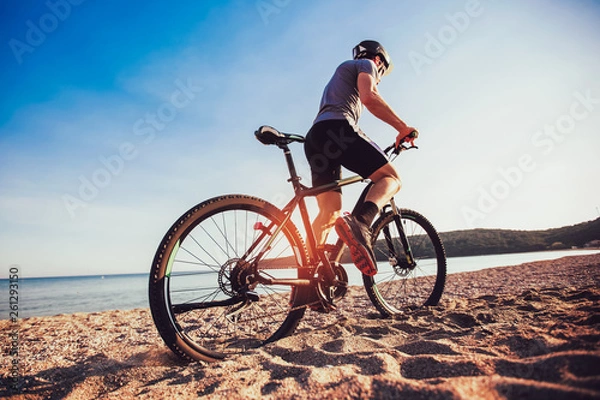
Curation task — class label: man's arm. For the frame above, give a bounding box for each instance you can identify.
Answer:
[357,72,415,142]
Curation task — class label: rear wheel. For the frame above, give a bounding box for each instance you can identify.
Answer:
[149,195,310,362]
[365,208,446,317]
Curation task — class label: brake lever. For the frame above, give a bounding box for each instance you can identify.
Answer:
[385,130,420,156]
[392,143,418,155]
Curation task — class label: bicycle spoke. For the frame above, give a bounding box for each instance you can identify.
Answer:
[201,220,234,259]
[180,240,221,273]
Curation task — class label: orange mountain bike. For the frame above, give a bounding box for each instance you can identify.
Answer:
[149,126,446,362]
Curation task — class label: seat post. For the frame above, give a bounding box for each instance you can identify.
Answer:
[278,144,302,190]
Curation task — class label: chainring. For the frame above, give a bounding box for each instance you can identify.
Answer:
[316,262,348,302]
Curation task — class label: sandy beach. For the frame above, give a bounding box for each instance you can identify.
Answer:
[2,253,599,399]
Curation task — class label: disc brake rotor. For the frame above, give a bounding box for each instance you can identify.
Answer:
[219,259,254,296]
[391,257,415,277]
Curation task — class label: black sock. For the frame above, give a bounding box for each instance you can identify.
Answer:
[354,201,379,226]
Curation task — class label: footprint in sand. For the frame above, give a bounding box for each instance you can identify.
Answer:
[321,339,345,353]
[400,356,484,379]
[446,312,478,328]
[494,334,549,358]
[494,352,600,388]
[396,340,458,356]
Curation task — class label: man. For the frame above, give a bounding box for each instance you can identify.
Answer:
[304,40,417,276]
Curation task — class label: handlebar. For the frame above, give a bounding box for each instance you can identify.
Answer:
[383,130,419,156]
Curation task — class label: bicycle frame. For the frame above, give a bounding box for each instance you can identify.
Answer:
[249,141,414,290]
[149,128,446,363]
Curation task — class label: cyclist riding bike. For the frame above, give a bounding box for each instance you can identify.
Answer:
[304,40,418,277]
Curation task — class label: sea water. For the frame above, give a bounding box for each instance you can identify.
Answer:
[1,249,598,319]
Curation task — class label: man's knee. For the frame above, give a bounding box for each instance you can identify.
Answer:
[370,163,398,181]
[391,175,402,191]
[371,170,401,191]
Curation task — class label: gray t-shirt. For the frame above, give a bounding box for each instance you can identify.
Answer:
[314,59,379,130]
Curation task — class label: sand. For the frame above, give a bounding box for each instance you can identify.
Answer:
[1,253,599,399]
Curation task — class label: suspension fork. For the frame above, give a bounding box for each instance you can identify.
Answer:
[383,198,416,266]
[354,182,415,266]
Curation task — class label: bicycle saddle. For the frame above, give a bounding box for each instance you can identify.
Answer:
[255,125,305,146]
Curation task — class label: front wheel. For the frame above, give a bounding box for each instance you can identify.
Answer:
[148,195,310,362]
[365,208,446,317]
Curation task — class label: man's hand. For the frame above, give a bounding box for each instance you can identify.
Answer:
[395,128,419,148]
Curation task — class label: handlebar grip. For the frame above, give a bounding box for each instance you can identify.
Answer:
[407,130,419,139]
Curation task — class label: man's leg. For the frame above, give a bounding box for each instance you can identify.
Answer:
[365,163,401,208]
[358,162,401,223]
[335,162,401,276]
[312,191,342,246]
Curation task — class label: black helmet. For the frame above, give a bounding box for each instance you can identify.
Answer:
[352,40,393,77]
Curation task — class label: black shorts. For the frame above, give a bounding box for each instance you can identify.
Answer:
[303,119,388,190]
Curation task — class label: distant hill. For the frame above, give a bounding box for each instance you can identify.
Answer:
[439,217,600,258]
[346,217,600,263]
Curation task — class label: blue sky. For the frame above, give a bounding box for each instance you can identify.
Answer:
[1,0,599,277]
